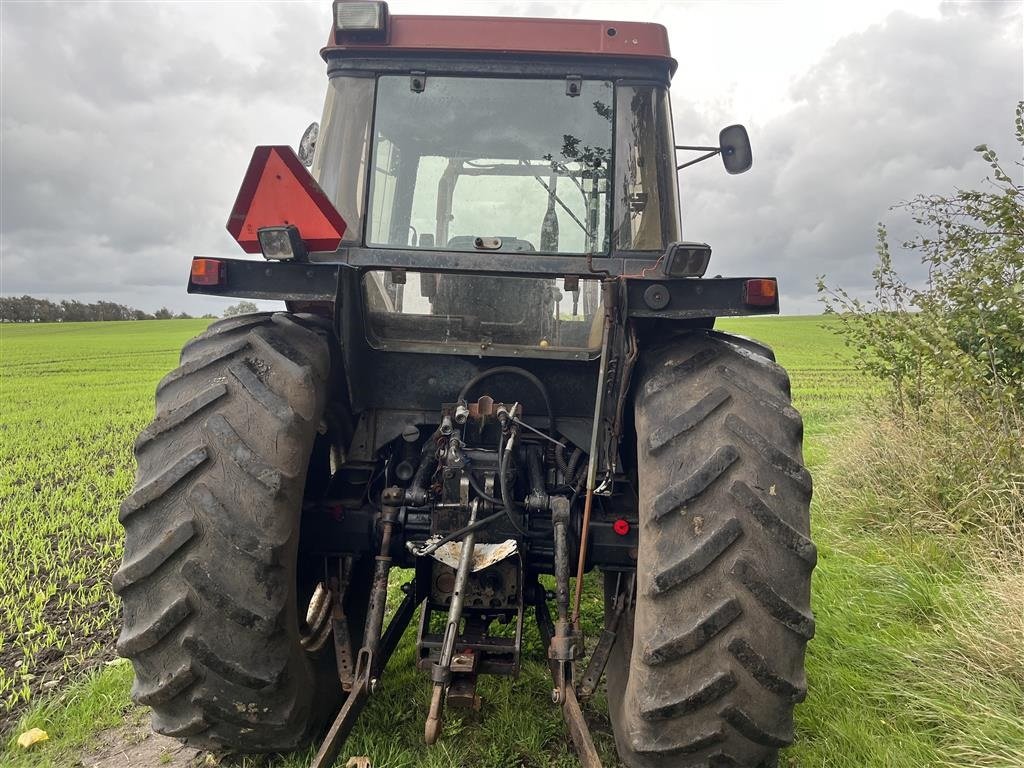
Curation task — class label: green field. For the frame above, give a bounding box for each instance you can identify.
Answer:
[0,320,209,722]
[1,316,1021,767]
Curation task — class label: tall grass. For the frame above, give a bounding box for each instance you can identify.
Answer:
[828,402,1023,566]
[802,401,1024,767]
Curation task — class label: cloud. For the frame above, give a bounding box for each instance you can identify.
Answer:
[0,0,327,314]
[1,1,1020,317]
[678,8,1022,313]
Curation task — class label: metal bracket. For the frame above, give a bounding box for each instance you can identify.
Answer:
[577,630,614,701]
[331,556,356,691]
[578,572,633,700]
[410,71,426,92]
[565,75,582,97]
[310,585,418,768]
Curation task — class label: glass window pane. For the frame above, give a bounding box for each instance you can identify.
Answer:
[362,271,603,354]
[613,86,680,251]
[367,76,613,255]
[311,76,374,243]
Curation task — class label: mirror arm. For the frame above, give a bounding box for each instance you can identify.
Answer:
[676,149,721,171]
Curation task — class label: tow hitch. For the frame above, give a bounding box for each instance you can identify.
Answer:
[308,487,630,768]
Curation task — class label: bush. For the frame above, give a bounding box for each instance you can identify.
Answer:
[819,102,1023,422]
[819,103,1023,560]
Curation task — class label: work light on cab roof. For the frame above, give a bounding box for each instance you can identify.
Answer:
[324,1,674,64]
[333,1,388,37]
[127,5,814,768]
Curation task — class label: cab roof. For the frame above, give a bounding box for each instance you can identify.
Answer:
[321,14,676,75]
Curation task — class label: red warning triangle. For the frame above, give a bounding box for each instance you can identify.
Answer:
[226,146,348,254]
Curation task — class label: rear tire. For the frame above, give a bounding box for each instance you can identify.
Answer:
[116,312,361,751]
[607,330,815,767]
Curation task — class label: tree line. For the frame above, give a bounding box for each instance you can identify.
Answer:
[0,295,206,323]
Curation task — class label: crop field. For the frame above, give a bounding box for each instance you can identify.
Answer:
[2,316,1022,767]
[0,319,209,723]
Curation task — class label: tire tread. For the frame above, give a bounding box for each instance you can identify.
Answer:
[117,312,336,751]
[608,330,814,767]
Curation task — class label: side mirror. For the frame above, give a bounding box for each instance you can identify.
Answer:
[297,122,319,167]
[719,124,752,175]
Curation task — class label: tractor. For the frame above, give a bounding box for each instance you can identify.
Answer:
[116,3,815,767]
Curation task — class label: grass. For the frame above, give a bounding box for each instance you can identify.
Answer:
[1,662,135,768]
[0,320,208,721]
[1,316,1021,766]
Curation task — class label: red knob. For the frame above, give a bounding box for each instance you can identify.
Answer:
[613,519,630,536]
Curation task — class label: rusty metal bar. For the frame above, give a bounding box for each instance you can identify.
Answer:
[425,499,480,744]
[549,496,575,704]
[578,572,632,700]
[310,663,371,768]
[331,556,356,691]
[309,585,418,768]
[363,488,402,659]
[562,676,604,767]
[572,283,613,625]
[378,583,418,672]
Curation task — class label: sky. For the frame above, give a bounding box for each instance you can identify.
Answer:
[1,0,1021,316]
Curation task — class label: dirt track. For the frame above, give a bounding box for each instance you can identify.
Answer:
[80,721,200,768]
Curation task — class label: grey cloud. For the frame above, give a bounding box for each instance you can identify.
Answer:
[678,8,1022,313]
[1,1,1020,318]
[1,0,328,314]
[940,0,1022,20]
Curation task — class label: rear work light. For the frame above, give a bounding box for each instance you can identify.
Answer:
[190,258,226,287]
[334,1,388,35]
[744,278,778,307]
[257,225,307,261]
[663,242,712,277]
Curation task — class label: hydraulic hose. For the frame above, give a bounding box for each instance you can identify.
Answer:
[556,444,585,487]
[407,434,440,504]
[457,366,555,435]
[554,444,571,475]
[499,433,528,535]
[527,444,546,499]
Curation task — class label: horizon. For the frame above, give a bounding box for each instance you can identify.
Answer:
[2,0,1020,315]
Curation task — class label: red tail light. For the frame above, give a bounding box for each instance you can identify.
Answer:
[744,278,778,307]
